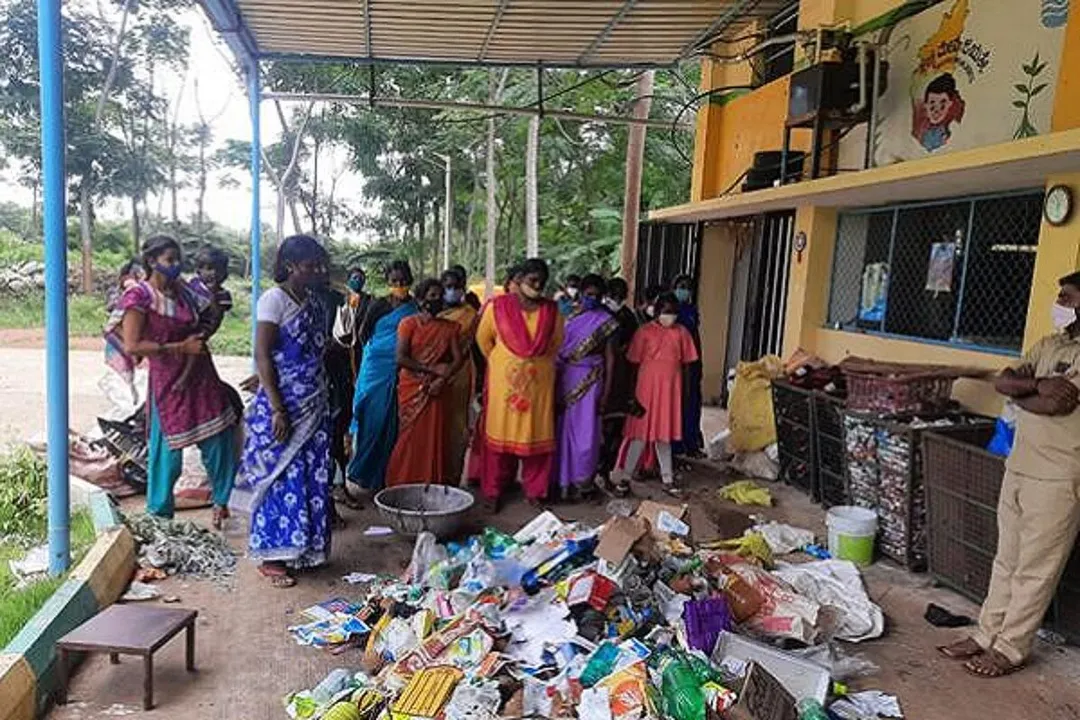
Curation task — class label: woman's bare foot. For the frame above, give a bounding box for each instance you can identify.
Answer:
[964,649,1022,678]
[938,637,983,659]
[257,562,296,588]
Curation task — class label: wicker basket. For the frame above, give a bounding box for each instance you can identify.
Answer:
[844,372,956,415]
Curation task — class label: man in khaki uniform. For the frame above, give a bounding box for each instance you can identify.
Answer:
[941,271,1080,676]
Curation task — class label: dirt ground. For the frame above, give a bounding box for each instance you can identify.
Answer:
[47,469,1080,720]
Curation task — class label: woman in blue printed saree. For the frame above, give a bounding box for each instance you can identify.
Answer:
[236,236,331,588]
[347,260,418,491]
[555,274,619,500]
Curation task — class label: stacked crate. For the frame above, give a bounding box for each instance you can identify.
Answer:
[771,381,817,500]
[813,392,848,507]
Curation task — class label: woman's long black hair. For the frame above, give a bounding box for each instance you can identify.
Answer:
[140,235,181,274]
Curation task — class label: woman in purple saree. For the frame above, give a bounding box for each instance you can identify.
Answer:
[555,274,619,500]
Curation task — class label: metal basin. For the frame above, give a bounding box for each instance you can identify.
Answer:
[373,484,475,538]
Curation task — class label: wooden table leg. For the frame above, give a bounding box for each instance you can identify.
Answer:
[143,653,154,711]
[56,647,69,705]
[185,621,196,672]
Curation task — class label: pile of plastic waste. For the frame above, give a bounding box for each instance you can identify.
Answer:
[283,503,899,720]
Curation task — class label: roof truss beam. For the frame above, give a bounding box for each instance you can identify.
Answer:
[477,0,512,61]
[577,0,639,64]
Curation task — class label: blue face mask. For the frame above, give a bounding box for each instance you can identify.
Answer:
[347,277,365,293]
[581,296,602,311]
[155,263,182,281]
[444,288,463,306]
[674,288,691,304]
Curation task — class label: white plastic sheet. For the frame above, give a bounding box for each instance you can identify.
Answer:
[772,560,885,642]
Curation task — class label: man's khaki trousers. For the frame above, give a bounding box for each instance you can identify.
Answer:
[974,471,1080,664]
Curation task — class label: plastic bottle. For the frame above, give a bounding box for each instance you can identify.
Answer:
[311,668,353,705]
[796,698,831,720]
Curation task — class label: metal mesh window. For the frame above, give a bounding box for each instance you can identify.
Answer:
[826,191,1043,353]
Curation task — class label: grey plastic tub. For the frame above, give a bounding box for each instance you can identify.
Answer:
[373,484,475,538]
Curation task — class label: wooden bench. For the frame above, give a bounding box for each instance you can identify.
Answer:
[55,604,197,711]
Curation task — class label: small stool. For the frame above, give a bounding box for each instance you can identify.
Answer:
[56,604,197,711]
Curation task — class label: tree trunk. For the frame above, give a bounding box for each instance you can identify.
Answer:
[130,195,141,249]
[484,69,510,296]
[621,71,654,299]
[526,114,539,257]
[80,0,133,294]
[465,167,481,272]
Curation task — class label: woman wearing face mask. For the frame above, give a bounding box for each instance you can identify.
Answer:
[385,279,463,486]
[347,260,418,493]
[476,258,565,510]
[114,235,238,525]
[235,236,332,587]
[439,268,479,484]
[554,274,619,500]
[598,278,641,492]
[671,274,705,459]
[333,267,373,380]
[614,293,699,497]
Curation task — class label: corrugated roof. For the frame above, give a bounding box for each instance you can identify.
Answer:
[201,0,791,69]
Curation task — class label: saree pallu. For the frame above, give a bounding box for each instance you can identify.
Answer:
[555,309,619,490]
[386,317,459,486]
[348,301,417,489]
[236,295,331,569]
[440,304,478,484]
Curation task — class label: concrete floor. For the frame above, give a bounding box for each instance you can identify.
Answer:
[47,468,1080,720]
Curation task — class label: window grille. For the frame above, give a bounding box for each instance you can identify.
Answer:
[826,190,1043,354]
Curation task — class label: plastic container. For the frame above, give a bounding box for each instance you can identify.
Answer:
[826,506,878,566]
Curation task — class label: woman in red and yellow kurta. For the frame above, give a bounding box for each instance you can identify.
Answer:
[476,259,564,509]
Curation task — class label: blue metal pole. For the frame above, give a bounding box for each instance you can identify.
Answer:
[37,0,70,575]
[248,65,262,356]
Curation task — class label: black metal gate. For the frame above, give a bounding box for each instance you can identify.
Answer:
[732,211,796,364]
[633,221,701,302]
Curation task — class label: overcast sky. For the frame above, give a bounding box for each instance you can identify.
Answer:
[0,3,366,239]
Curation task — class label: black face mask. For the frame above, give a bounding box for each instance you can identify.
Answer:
[422,299,444,315]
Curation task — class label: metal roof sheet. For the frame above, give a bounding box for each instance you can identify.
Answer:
[201,0,791,69]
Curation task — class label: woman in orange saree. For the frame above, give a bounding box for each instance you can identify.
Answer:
[385,279,463,486]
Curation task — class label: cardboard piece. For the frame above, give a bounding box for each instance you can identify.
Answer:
[634,500,689,540]
[727,662,797,720]
[595,516,649,565]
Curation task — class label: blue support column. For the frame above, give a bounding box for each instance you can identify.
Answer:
[248,66,262,355]
[37,0,70,575]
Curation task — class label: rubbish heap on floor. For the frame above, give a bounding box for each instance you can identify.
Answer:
[283,503,900,720]
[124,512,237,587]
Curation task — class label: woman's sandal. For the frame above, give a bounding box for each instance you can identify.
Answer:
[964,649,1023,678]
[938,637,983,659]
[661,482,684,498]
[257,564,296,589]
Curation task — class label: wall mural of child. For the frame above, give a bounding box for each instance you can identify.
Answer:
[912,73,966,152]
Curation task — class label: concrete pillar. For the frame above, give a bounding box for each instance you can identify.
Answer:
[697,223,738,404]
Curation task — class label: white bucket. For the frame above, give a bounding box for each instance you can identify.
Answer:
[826,506,878,566]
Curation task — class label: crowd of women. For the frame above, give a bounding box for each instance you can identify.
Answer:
[107,233,704,587]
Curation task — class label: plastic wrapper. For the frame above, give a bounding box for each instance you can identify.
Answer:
[443,680,502,720]
[408,532,449,585]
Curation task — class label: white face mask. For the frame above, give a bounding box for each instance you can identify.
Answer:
[565,287,579,299]
[658,313,677,328]
[603,297,621,312]
[1052,302,1078,331]
[645,304,656,318]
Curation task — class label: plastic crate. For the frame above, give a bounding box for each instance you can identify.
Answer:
[817,434,845,476]
[778,449,815,497]
[813,391,845,440]
[842,411,993,571]
[818,467,849,509]
[776,416,813,460]
[772,380,813,428]
[844,372,956,415]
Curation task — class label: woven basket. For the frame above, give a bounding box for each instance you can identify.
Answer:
[843,372,955,415]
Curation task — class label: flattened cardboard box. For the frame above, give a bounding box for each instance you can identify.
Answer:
[728,662,797,720]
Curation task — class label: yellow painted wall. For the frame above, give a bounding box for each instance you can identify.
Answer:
[697,223,739,403]
[1023,172,1080,346]
[1052,3,1080,131]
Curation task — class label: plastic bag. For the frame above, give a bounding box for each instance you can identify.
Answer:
[986,401,1017,457]
[728,355,784,453]
[407,532,448,585]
